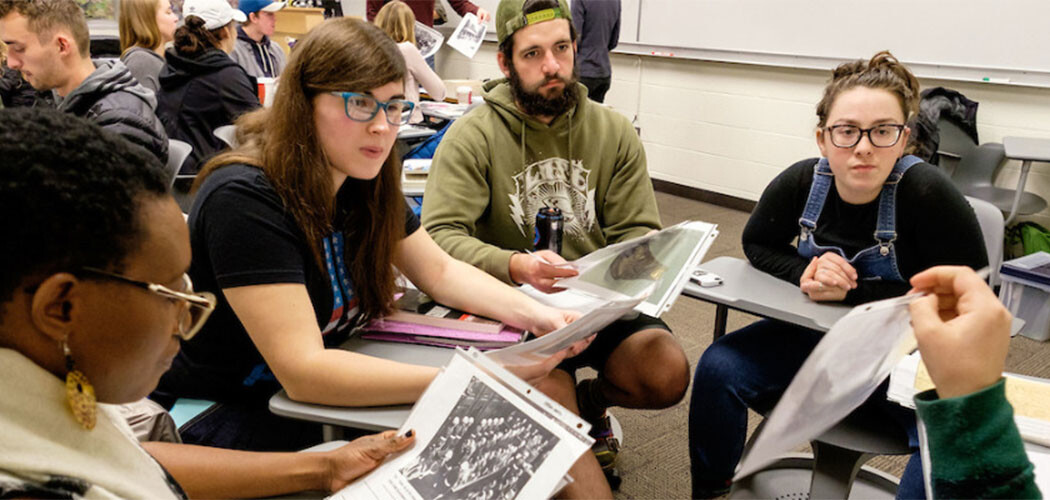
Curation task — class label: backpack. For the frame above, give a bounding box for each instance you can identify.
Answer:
[404,121,453,160]
[1006,221,1050,259]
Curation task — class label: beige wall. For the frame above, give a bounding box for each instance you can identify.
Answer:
[437,43,1050,228]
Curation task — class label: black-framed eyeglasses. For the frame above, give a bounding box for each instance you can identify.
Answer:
[824,124,906,148]
[329,91,415,126]
[78,267,216,341]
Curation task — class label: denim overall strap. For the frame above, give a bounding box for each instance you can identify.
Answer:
[797,158,835,241]
[872,155,922,256]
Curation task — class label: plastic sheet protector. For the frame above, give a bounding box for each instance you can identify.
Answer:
[734,293,924,480]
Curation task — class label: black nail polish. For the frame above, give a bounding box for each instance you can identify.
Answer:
[405,429,414,438]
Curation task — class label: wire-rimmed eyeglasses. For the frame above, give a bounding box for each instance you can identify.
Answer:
[78,267,216,341]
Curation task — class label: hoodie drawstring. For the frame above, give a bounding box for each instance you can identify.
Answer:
[519,109,574,177]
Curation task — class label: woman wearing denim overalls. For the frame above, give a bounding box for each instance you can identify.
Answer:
[688,51,988,499]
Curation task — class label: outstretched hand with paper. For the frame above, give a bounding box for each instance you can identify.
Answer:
[908,266,1012,399]
[324,430,417,492]
[510,250,579,293]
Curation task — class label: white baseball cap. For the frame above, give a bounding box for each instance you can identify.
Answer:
[182,0,248,30]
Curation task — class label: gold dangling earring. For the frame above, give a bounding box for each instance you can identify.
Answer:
[63,340,96,430]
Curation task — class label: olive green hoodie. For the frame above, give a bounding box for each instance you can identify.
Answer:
[421,78,661,283]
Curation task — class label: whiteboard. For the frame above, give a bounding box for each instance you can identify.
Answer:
[628,0,1050,87]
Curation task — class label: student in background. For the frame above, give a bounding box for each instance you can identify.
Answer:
[374,0,446,124]
[153,17,584,452]
[119,0,179,92]
[156,0,258,174]
[230,0,287,79]
[909,266,1040,499]
[0,106,416,499]
[570,0,619,103]
[0,0,168,163]
[688,51,988,498]
[366,0,489,28]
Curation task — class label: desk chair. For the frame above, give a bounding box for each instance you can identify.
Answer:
[166,140,194,212]
[967,196,1005,287]
[88,35,121,59]
[937,121,1048,225]
[213,125,238,149]
[166,140,192,187]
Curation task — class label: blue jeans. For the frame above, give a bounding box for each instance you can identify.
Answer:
[688,319,926,499]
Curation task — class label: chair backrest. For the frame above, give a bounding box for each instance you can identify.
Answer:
[966,195,1004,286]
[166,139,193,187]
[935,119,978,175]
[89,35,121,58]
[213,125,238,149]
[952,142,1006,191]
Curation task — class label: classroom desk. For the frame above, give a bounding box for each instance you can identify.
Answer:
[418,101,470,121]
[681,256,850,339]
[1002,136,1050,225]
[398,124,438,141]
[269,336,452,433]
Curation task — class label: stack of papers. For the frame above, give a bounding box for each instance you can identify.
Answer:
[401,158,431,196]
[1001,251,1050,286]
[888,351,1050,447]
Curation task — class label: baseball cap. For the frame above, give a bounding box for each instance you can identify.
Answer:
[496,0,572,47]
[237,0,286,16]
[182,0,247,30]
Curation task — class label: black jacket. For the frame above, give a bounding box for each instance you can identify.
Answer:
[157,48,259,174]
[0,66,53,108]
[56,60,168,164]
[909,87,980,165]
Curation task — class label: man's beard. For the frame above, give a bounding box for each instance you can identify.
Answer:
[507,62,580,118]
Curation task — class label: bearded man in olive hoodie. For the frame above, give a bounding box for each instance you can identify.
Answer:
[422,0,689,495]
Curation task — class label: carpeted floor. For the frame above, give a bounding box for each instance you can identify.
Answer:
[603,190,1050,499]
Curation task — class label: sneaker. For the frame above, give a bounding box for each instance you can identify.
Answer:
[589,413,620,470]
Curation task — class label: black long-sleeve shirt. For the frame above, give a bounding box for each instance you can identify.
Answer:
[742,158,988,305]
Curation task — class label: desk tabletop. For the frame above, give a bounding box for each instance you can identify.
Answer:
[269,336,454,432]
[419,101,469,121]
[398,125,438,140]
[1003,136,1050,162]
[681,256,850,332]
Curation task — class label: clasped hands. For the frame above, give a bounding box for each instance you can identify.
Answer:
[799,253,858,301]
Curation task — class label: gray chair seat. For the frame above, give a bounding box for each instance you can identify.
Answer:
[937,121,1049,223]
[965,185,1048,216]
[732,405,910,499]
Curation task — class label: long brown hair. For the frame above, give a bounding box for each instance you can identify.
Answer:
[816,50,920,128]
[119,0,162,53]
[198,17,407,320]
[374,0,416,45]
[172,15,229,57]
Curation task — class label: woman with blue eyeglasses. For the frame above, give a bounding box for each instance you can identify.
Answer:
[688,51,988,499]
[153,17,584,451]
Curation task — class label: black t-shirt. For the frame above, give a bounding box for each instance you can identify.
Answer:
[157,164,420,403]
[742,158,988,305]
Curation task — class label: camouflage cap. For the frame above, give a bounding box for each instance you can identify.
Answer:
[496,0,572,47]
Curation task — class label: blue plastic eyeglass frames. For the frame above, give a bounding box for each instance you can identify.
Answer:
[330,92,416,126]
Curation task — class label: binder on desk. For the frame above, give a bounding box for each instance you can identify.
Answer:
[1001,251,1050,287]
[360,320,525,351]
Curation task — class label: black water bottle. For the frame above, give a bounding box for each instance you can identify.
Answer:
[534,207,564,254]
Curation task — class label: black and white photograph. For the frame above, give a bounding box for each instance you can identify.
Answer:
[414,21,443,59]
[447,13,486,58]
[400,376,557,500]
